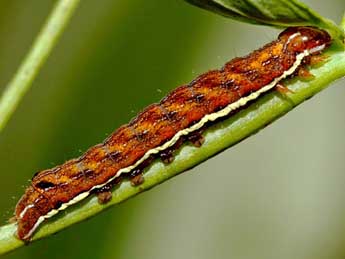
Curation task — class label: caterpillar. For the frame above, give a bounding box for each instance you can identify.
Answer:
[14,26,331,241]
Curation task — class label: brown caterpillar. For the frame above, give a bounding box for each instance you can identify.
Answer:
[14,26,331,241]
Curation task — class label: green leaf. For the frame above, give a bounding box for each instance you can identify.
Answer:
[185,0,344,41]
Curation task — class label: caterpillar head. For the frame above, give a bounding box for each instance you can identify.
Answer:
[279,26,332,55]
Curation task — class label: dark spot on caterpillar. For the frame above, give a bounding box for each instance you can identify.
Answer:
[222,79,236,89]
[244,69,260,81]
[129,168,142,178]
[35,181,55,190]
[159,104,178,122]
[195,93,205,103]
[159,136,186,164]
[262,55,280,67]
[167,110,178,120]
[83,169,95,178]
[54,201,63,209]
[93,174,123,196]
[138,155,155,168]
[106,150,121,162]
[135,130,149,142]
[187,85,205,103]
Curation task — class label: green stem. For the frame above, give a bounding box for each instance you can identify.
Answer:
[0,0,81,133]
[341,12,345,32]
[0,44,344,255]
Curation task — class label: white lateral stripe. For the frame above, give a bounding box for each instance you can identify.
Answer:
[21,50,309,236]
[22,216,45,240]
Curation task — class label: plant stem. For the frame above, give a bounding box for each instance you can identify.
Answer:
[341,12,345,32]
[0,0,81,133]
[0,45,344,255]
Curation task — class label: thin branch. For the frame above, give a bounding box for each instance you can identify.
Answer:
[0,0,81,133]
[0,45,344,255]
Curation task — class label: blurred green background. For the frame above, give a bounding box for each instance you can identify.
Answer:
[1,0,345,258]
